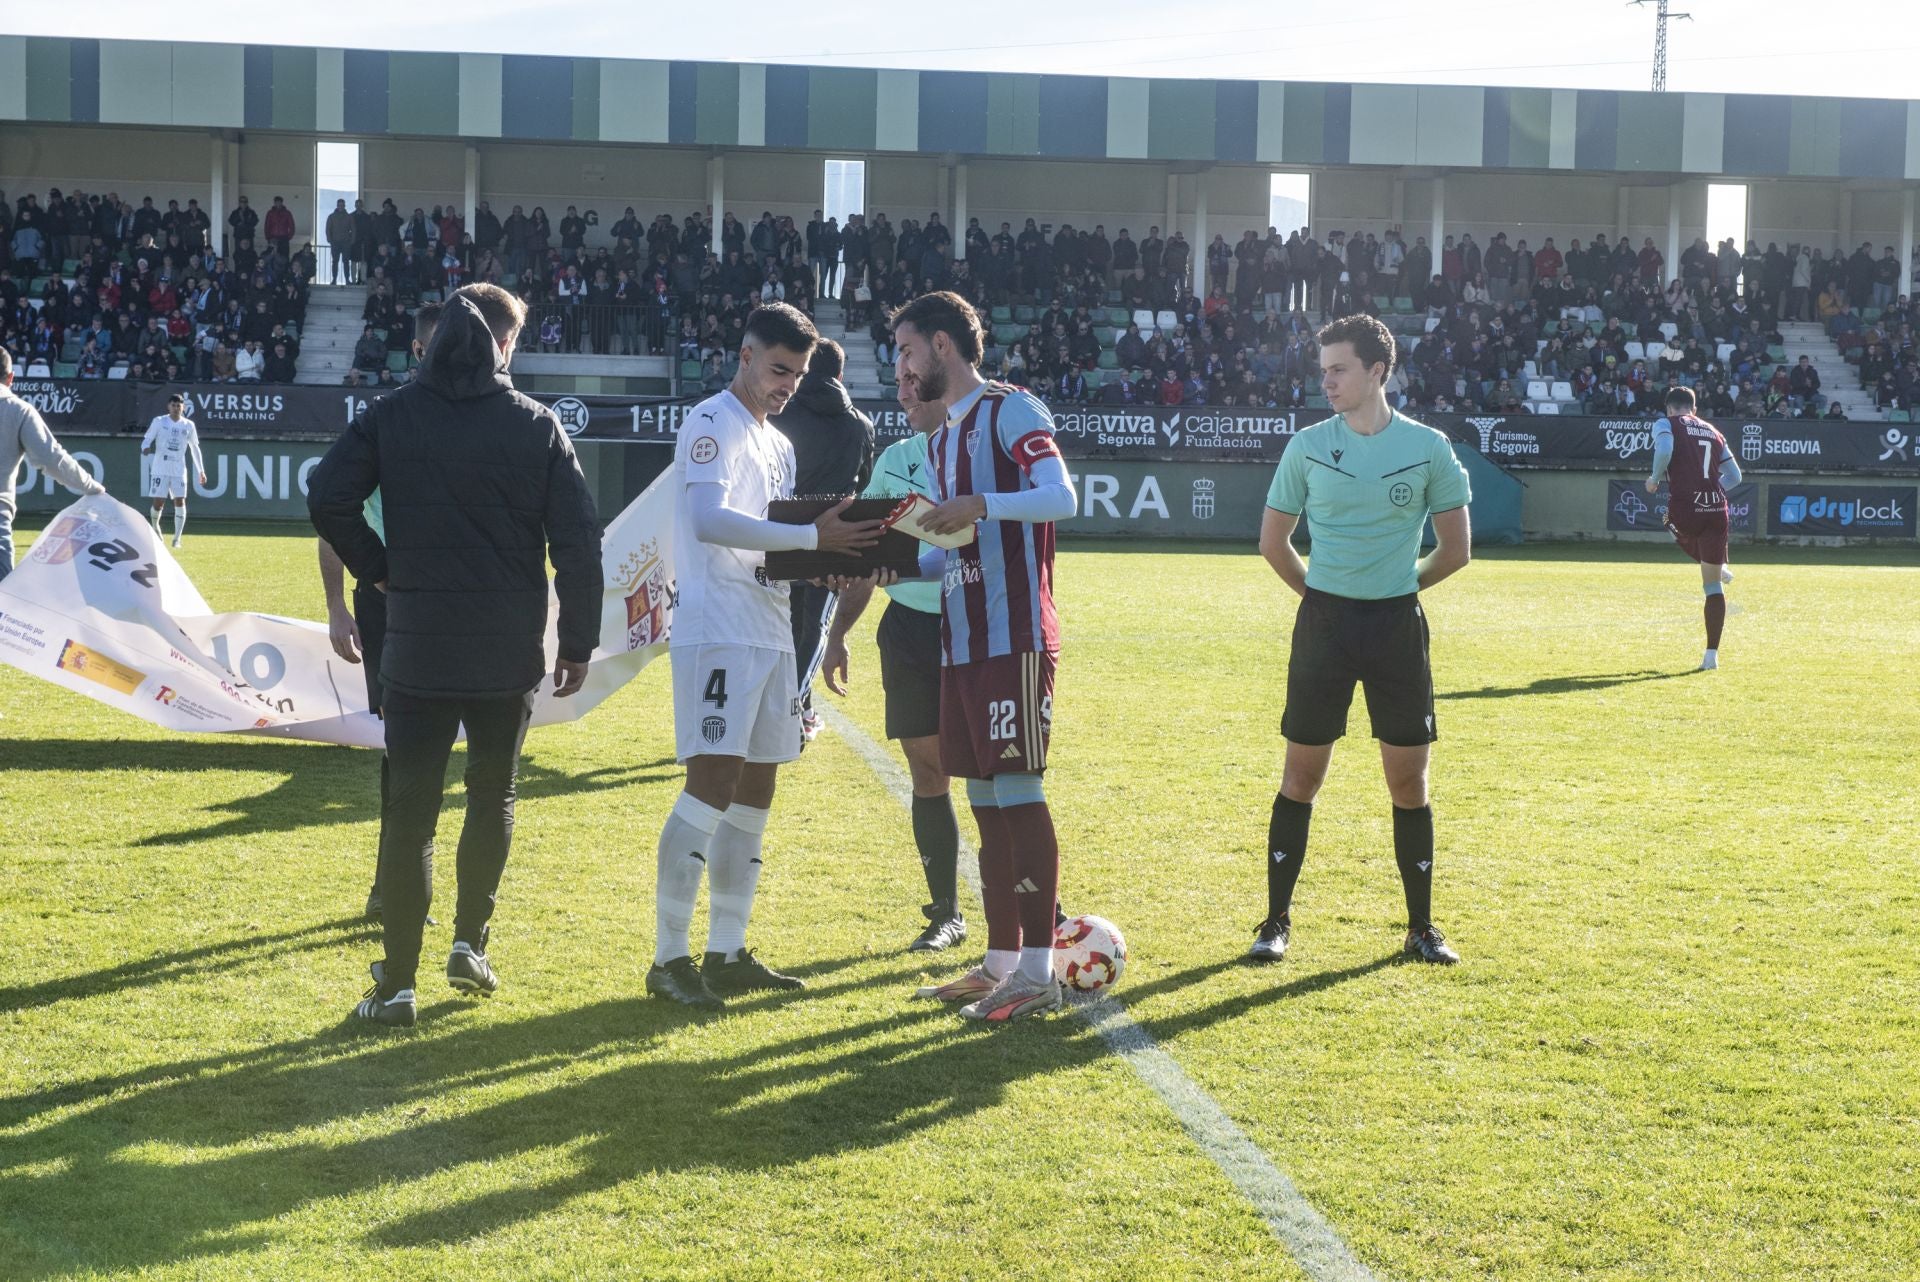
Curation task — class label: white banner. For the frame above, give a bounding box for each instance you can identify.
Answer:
[0,471,677,748]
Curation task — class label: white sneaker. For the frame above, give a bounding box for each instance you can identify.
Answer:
[959,969,1062,1023]
[171,536,182,549]
[914,964,999,1003]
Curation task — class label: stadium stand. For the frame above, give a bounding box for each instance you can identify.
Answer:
[2,185,1914,420]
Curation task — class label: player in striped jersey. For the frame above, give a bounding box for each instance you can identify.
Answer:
[891,291,1078,1023]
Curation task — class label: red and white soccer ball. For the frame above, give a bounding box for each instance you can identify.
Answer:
[1053,914,1128,994]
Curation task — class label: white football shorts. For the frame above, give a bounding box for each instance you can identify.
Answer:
[669,642,801,765]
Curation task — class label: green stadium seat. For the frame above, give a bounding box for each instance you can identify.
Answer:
[990,305,1012,323]
[992,322,1022,343]
[1094,327,1117,347]
[1887,408,1912,423]
[63,259,79,273]
[387,350,411,373]
[1766,346,1787,364]
[374,328,389,343]
[680,360,703,381]
[1860,307,1882,323]
[1394,297,1413,312]
[879,365,897,385]
[1104,290,1122,305]
[1106,307,1131,326]
[1012,305,1036,322]
[1097,351,1120,370]
[1373,295,1392,310]
[52,362,78,379]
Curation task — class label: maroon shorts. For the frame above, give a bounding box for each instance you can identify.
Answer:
[1666,506,1730,565]
[939,652,1056,780]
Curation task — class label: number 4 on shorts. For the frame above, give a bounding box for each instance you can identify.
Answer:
[703,668,728,709]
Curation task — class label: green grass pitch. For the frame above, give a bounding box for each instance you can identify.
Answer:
[2,519,1916,1280]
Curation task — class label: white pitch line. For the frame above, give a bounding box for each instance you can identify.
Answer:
[818,703,1381,1282]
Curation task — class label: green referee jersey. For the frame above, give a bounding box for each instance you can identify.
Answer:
[1266,410,1471,600]
[862,434,941,614]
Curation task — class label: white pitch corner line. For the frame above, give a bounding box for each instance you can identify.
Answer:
[818,704,1381,1282]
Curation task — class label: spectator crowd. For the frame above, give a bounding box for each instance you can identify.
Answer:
[7,181,1916,421]
[2,188,312,385]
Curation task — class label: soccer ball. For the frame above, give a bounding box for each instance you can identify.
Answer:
[1053,914,1128,994]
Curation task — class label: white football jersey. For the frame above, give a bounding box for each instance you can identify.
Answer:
[141,415,203,477]
[670,389,797,652]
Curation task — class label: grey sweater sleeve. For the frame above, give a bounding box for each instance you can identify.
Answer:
[3,398,100,500]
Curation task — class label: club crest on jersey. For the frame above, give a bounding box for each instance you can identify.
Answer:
[690,435,719,464]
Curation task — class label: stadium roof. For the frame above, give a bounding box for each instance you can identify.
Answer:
[5,36,1917,183]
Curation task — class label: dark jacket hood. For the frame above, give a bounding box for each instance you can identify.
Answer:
[420,295,512,401]
[791,372,853,417]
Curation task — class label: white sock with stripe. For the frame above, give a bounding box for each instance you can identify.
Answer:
[654,793,722,966]
[705,803,769,961]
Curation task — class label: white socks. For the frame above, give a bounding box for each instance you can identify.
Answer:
[1017,945,1055,984]
[985,949,1018,980]
[705,803,769,960]
[150,508,163,532]
[654,793,722,965]
[172,505,187,543]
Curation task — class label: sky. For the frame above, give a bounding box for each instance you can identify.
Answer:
[9,0,1920,99]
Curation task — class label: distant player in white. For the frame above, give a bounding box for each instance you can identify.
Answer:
[647,302,886,1009]
[140,392,205,547]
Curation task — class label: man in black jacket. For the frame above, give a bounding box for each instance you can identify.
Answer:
[771,337,875,740]
[309,284,604,1029]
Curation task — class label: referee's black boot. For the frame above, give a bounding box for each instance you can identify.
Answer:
[1250,915,1290,963]
[910,901,967,952]
[1404,923,1460,965]
[447,926,499,996]
[704,947,805,995]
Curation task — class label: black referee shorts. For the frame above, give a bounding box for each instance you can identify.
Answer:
[351,581,388,716]
[876,600,943,741]
[1281,588,1436,748]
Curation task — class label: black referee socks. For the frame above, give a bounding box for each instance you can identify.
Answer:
[911,793,960,908]
[1393,804,1435,930]
[1266,793,1313,922]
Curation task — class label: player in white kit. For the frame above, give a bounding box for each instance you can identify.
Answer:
[647,302,887,1009]
[140,392,205,548]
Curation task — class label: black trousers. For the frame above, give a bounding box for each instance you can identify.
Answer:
[788,582,838,713]
[377,687,535,989]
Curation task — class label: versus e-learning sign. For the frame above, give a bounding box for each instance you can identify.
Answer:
[1767,485,1917,536]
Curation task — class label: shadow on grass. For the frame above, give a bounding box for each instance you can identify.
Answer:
[0,738,678,848]
[0,955,1100,1277]
[1109,952,1405,1045]
[1439,669,1699,700]
[0,916,373,1014]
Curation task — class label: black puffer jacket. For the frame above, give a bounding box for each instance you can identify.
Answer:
[771,373,875,496]
[308,296,603,698]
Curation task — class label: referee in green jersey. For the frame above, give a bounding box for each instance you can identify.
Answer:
[1254,314,1473,966]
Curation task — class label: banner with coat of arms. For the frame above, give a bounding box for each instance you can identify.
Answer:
[0,468,678,748]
